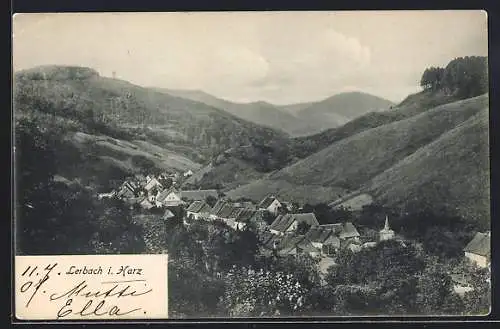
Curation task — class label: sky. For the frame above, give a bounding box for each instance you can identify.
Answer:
[13,11,488,105]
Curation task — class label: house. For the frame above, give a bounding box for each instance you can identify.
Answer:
[379,216,395,241]
[210,200,237,221]
[156,189,183,207]
[259,232,282,256]
[276,234,306,257]
[144,177,163,193]
[464,232,491,268]
[337,222,361,241]
[116,180,140,199]
[183,170,194,177]
[305,226,341,255]
[163,209,176,221]
[186,201,212,220]
[180,189,218,202]
[139,197,154,210]
[269,213,320,235]
[231,208,257,230]
[296,239,322,258]
[258,195,282,215]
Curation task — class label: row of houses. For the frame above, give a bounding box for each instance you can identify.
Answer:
[184,194,399,259]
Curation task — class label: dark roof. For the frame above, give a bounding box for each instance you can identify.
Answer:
[305,226,334,244]
[464,232,491,257]
[186,200,211,213]
[339,222,360,239]
[277,234,305,250]
[211,200,227,216]
[259,196,278,209]
[215,203,237,219]
[180,189,218,201]
[297,239,320,253]
[269,213,320,233]
[235,209,257,223]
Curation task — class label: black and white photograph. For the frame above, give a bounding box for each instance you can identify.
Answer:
[13,11,490,318]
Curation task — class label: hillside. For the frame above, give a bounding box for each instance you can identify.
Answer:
[361,108,490,227]
[158,88,318,136]
[226,178,347,205]
[295,91,395,131]
[289,89,460,159]
[14,66,288,160]
[185,89,469,191]
[227,94,488,204]
[273,94,488,190]
[14,65,290,189]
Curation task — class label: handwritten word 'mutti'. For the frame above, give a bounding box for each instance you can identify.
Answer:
[66,266,103,275]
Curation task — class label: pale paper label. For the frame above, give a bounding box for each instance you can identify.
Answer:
[14,254,168,320]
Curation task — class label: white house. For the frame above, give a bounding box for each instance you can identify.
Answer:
[183,170,194,178]
[464,231,491,268]
[258,195,282,215]
[144,177,163,193]
[156,189,183,207]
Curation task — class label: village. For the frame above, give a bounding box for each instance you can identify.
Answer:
[97,169,491,295]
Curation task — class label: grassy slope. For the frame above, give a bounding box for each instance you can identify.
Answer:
[228,94,488,206]
[272,94,488,190]
[226,178,347,205]
[362,108,490,227]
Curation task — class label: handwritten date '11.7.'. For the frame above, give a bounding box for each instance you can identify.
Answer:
[18,263,154,319]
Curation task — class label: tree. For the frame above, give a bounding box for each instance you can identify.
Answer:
[296,222,311,235]
[218,267,307,317]
[205,195,217,208]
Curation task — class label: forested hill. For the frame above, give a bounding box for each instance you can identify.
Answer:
[14,65,289,159]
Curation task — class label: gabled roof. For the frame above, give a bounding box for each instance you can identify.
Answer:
[277,234,305,250]
[235,209,257,223]
[297,239,320,253]
[259,195,279,209]
[218,204,237,219]
[464,232,491,257]
[210,200,228,215]
[180,189,218,201]
[228,207,243,219]
[156,188,178,202]
[320,223,344,232]
[186,200,211,213]
[339,222,360,239]
[163,209,175,219]
[305,226,334,244]
[269,213,320,233]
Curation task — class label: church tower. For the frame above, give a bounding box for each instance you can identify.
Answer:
[379,215,395,241]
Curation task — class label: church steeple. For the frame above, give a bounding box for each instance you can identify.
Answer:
[384,215,390,231]
[379,215,395,241]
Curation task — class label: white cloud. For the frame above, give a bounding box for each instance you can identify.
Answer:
[13,12,487,104]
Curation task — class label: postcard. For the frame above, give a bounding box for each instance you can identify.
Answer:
[12,10,490,320]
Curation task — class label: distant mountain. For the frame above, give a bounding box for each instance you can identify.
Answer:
[276,102,314,116]
[227,94,489,217]
[191,89,464,191]
[295,91,395,131]
[156,88,318,136]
